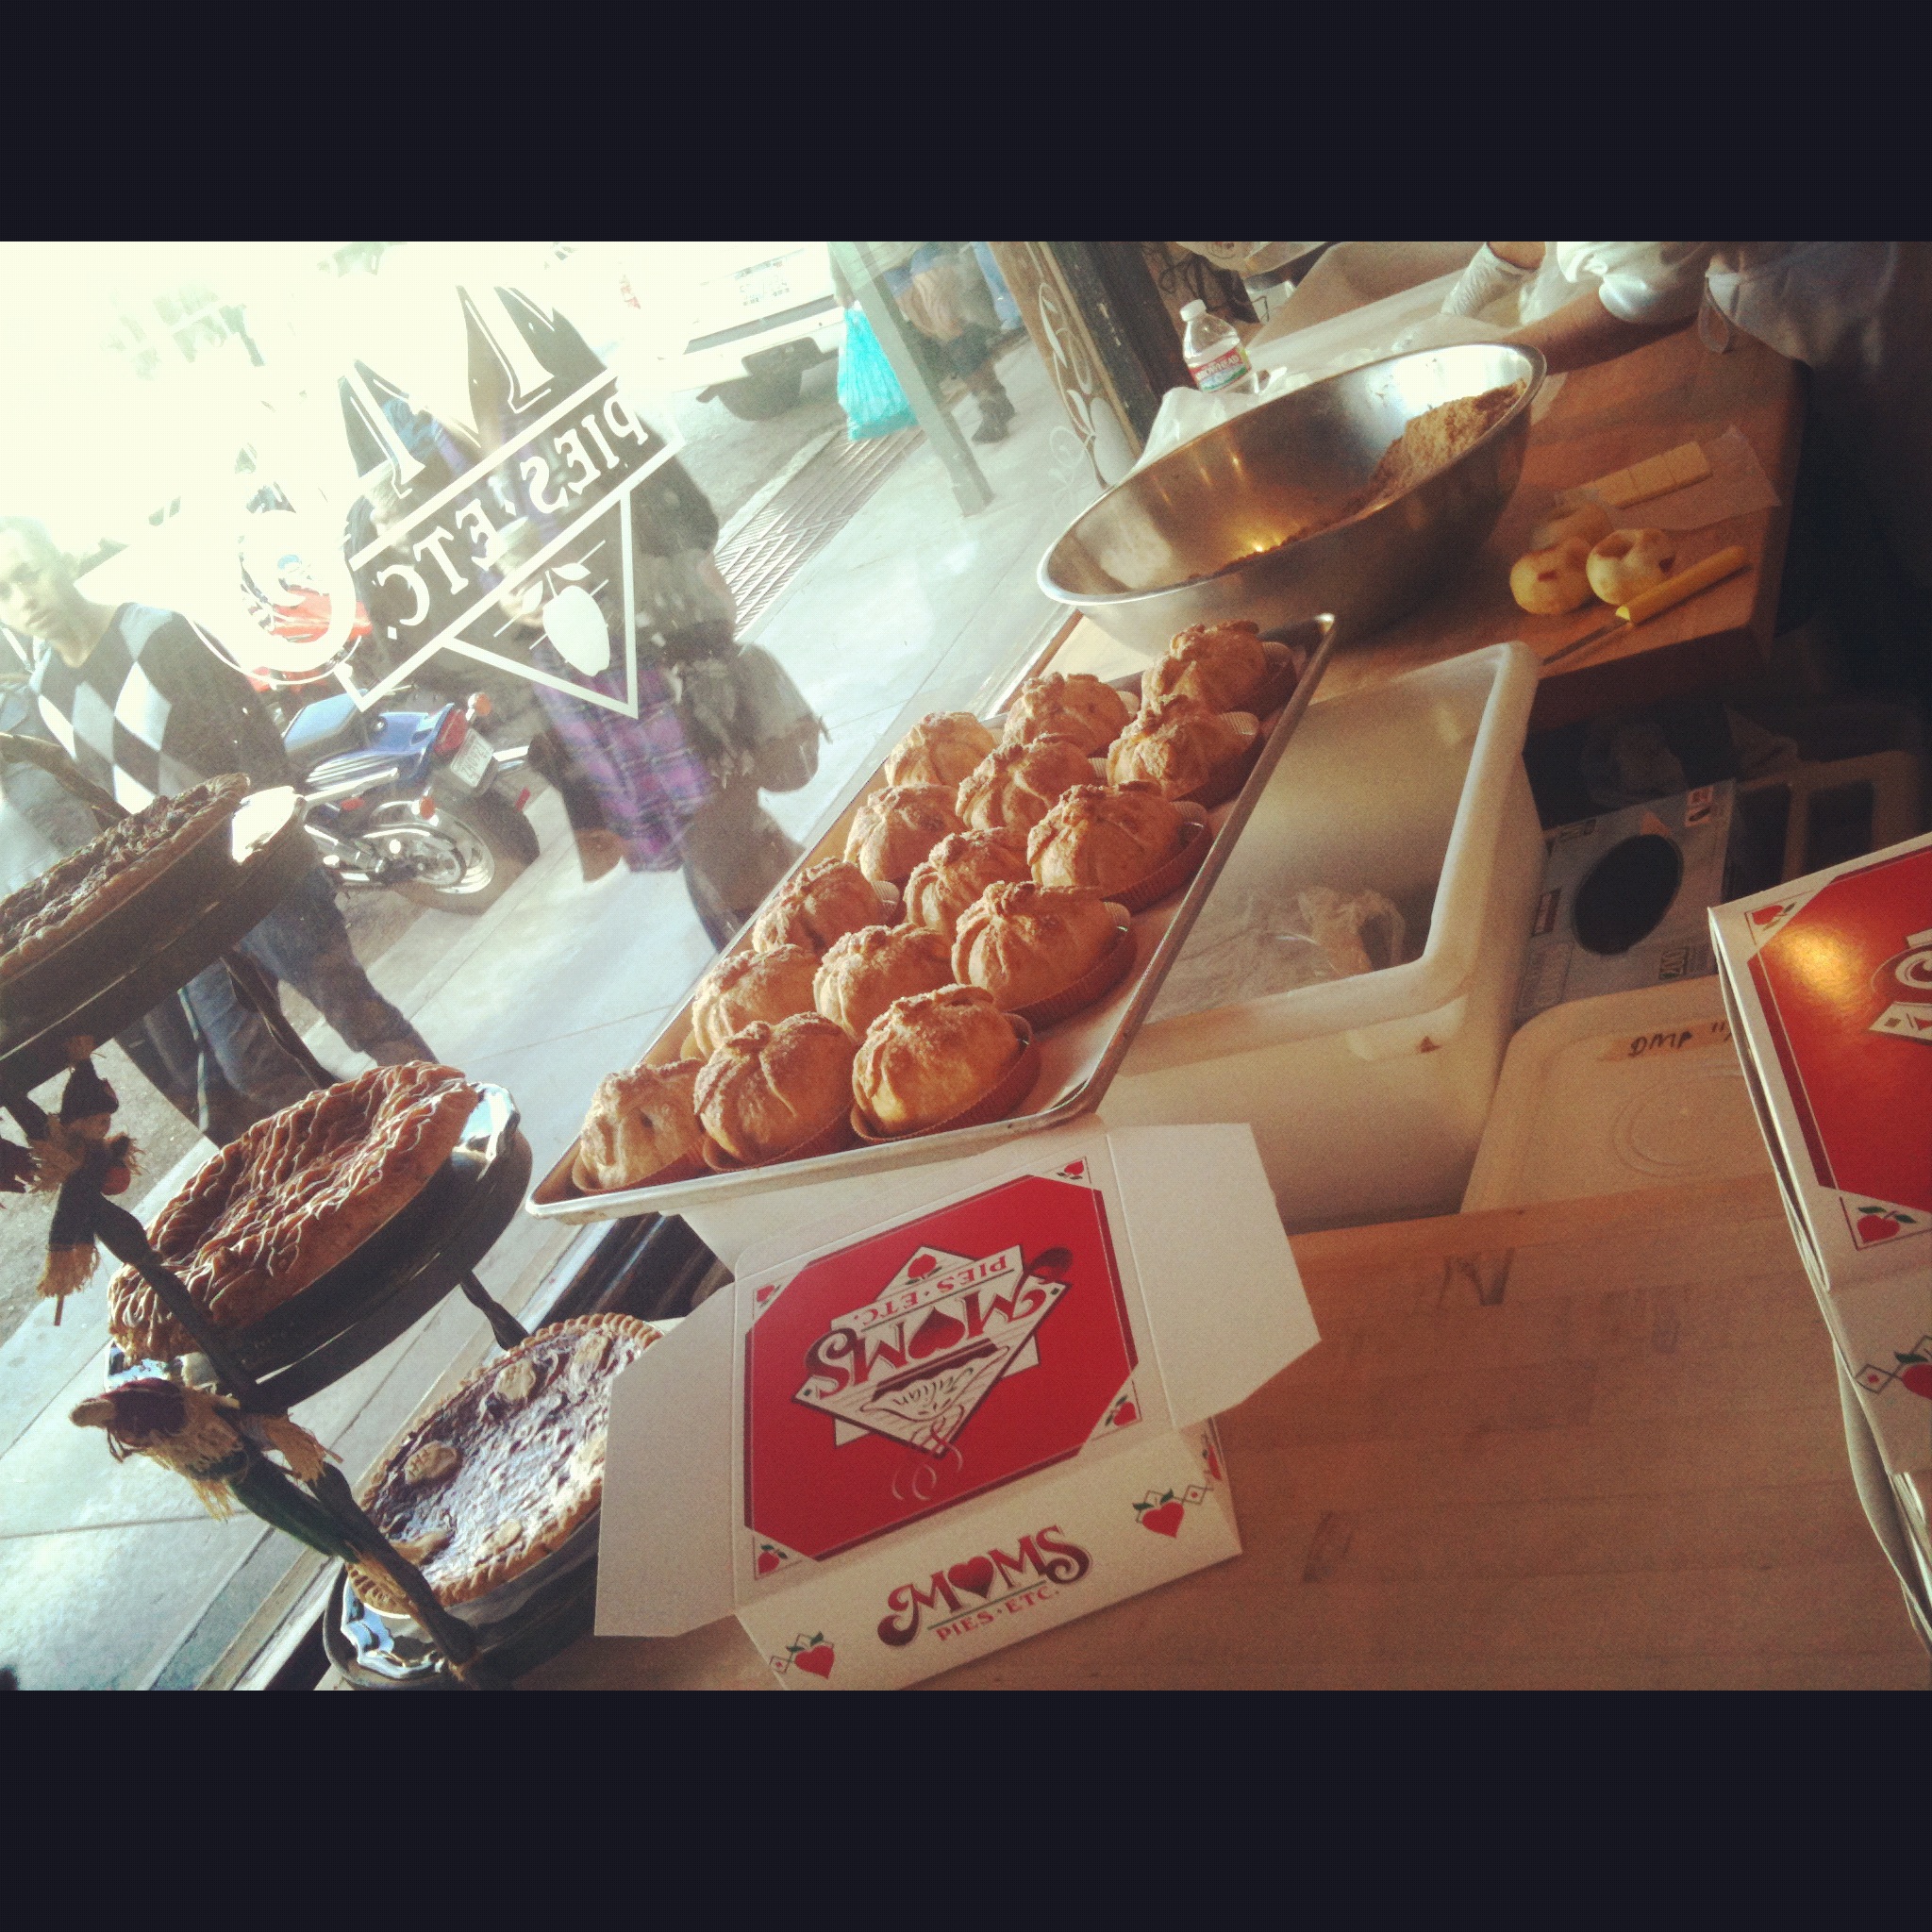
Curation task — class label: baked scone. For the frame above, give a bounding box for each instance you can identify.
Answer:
[956,735,1095,839]
[690,944,819,1056]
[1000,673,1133,758]
[814,924,954,1041]
[695,1012,856,1162]
[854,985,1022,1134]
[750,858,881,956]
[1107,695,1252,802]
[953,880,1121,1010]
[902,830,1031,942]
[1028,782,1182,895]
[1143,620,1269,710]
[882,711,996,789]
[844,783,966,888]
[572,1059,705,1191]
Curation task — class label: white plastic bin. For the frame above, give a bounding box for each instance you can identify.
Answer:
[1104,641,1543,1231]
[1462,979,1772,1212]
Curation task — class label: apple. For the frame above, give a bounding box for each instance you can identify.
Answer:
[1114,1401,1140,1427]
[1857,1212,1901,1243]
[1894,1355,1932,1401]
[1509,540,1592,615]
[1586,528,1676,606]
[908,1253,939,1279]
[757,1549,781,1576]
[792,1641,834,1679]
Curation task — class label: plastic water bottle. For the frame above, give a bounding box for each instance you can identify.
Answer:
[1180,299,1257,395]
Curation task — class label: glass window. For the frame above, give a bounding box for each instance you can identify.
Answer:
[0,240,1110,1686]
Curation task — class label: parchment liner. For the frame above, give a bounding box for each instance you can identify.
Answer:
[1011,908,1136,1029]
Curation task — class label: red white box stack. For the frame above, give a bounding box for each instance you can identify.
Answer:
[1708,834,1932,1596]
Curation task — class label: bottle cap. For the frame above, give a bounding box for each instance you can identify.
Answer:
[1179,300,1207,320]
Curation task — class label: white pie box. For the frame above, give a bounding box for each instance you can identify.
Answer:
[1709,833,1932,1477]
[595,1124,1318,1689]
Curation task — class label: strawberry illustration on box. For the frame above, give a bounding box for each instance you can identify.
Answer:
[591,1124,1319,1690]
[1710,833,1932,1476]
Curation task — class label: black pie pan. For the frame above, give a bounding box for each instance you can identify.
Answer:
[106,1084,531,1410]
[2,788,315,1097]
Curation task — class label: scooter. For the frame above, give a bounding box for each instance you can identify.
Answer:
[284,690,541,914]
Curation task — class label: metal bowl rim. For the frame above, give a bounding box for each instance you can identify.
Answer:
[1037,341,1547,609]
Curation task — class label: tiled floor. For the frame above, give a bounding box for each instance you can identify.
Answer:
[0,341,1100,1689]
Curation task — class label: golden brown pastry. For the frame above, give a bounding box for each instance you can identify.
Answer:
[956,735,1095,839]
[843,783,966,888]
[882,711,996,789]
[1027,782,1182,895]
[689,945,820,1056]
[750,858,881,957]
[694,1013,857,1163]
[1107,695,1251,802]
[901,830,1031,941]
[1000,673,1133,757]
[854,985,1022,1134]
[953,880,1120,1010]
[813,924,955,1041]
[1142,620,1268,710]
[572,1059,705,1191]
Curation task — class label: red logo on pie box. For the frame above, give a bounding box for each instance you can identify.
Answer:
[1747,851,1932,1218]
[744,1174,1138,1561]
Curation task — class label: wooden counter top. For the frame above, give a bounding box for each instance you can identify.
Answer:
[1051,325,1806,733]
[523,1171,1926,1691]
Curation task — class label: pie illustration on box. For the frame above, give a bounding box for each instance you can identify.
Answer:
[745,1171,1138,1561]
[792,1242,1066,1455]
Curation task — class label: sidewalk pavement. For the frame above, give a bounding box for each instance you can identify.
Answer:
[0,343,1103,1687]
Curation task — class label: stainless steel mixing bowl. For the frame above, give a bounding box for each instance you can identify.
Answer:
[1038,341,1545,652]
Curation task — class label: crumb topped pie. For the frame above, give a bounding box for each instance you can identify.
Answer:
[349,1312,660,1612]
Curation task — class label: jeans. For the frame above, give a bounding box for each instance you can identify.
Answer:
[184,866,434,1113]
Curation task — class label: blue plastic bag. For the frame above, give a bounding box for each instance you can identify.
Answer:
[837,306,916,441]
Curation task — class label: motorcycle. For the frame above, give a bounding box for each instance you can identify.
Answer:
[284,689,541,914]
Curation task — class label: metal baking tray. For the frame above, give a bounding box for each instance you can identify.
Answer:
[1,787,315,1096]
[525,615,1338,1225]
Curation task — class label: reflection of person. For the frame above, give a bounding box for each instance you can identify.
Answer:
[839,244,1018,444]
[0,517,435,1131]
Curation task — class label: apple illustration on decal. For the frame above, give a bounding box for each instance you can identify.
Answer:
[544,582,612,675]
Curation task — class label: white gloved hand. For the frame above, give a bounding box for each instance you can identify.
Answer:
[1441,243,1533,317]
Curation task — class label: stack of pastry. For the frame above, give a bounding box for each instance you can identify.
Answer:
[902,829,1030,941]
[1001,672,1133,757]
[854,984,1024,1136]
[954,880,1124,1012]
[694,1011,857,1165]
[957,736,1095,839]
[813,924,954,1040]
[1028,782,1182,896]
[844,783,966,888]
[750,858,881,956]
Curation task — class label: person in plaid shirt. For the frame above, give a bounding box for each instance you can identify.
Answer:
[0,517,435,1131]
